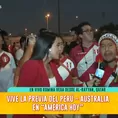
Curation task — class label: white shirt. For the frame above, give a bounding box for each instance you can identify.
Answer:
[0,51,16,91]
[15,48,24,61]
[0,68,14,91]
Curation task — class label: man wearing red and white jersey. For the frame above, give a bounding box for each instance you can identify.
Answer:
[96,33,118,87]
[95,33,118,118]
[70,22,98,82]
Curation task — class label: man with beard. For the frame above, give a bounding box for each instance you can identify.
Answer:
[70,22,98,83]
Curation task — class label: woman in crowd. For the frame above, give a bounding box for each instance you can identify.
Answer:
[14,29,46,86]
[14,34,36,86]
[13,32,71,118]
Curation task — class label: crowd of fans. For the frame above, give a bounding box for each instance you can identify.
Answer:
[0,21,118,118]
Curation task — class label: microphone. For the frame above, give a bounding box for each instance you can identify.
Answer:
[99,62,106,70]
[95,62,106,79]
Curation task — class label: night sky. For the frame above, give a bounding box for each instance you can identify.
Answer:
[0,0,118,35]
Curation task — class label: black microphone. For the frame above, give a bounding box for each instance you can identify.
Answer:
[112,72,117,78]
[99,62,106,70]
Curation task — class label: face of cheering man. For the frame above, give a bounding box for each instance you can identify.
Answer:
[100,38,117,63]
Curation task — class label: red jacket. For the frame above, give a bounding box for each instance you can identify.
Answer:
[13,60,83,118]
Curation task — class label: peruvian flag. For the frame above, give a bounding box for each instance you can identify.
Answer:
[0,53,10,69]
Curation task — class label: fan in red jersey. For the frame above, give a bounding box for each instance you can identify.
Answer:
[70,22,98,83]
[93,33,118,118]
